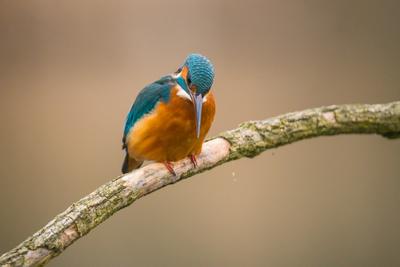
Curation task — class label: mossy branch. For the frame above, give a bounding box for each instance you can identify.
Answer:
[1,101,399,267]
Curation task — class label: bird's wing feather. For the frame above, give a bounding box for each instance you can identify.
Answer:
[122,75,174,146]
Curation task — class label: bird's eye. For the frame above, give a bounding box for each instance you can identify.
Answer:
[187,73,192,86]
[175,67,182,74]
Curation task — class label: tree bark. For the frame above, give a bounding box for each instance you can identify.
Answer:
[1,101,399,267]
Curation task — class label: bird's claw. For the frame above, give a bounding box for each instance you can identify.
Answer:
[164,162,177,176]
[189,154,198,168]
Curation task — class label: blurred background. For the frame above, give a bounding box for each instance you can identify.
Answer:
[1,0,399,266]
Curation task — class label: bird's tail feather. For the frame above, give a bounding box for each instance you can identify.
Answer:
[122,152,143,174]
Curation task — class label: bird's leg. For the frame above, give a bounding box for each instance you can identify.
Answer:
[163,161,176,176]
[189,154,198,168]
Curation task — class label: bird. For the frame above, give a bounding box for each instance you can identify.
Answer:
[121,53,216,175]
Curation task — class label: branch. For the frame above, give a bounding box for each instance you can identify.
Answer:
[1,102,399,266]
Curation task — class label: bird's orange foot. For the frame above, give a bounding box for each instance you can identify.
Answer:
[189,154,198,168]
[163,162,176,176]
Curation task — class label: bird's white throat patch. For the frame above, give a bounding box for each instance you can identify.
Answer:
[176,85,192,101]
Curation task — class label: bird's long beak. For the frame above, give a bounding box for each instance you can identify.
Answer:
[181,72,203,139]
[194,93,203,139]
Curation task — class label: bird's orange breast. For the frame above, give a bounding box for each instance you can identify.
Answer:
[126,87,215,162]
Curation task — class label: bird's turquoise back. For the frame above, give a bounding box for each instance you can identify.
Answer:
[122,75,174,145]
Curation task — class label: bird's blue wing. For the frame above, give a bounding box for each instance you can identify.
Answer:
[122,75,174,146]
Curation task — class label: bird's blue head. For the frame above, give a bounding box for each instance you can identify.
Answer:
[184,53,215,96]
[175,53,215,139]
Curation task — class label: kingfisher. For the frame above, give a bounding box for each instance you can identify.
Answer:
[121,54,216,175]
